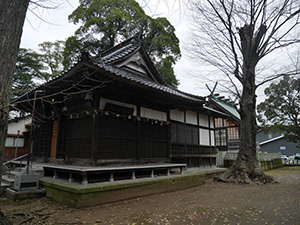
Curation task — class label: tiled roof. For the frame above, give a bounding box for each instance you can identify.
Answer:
[13,34,205,106]
[92,61,204,103]
[99,40,140,64]
[211,96,240,121]
[91,34,204,103]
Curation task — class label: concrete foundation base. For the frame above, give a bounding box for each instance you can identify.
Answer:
[40,172,208,208]
[0,183,10,196]
[5,188,45,201]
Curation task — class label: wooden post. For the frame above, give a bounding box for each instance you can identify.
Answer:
[65,117,71,162]
[150,169,154,178]
[131,171,136,180]
[184,110,187,164]
[167,111,171,160]
[109,172,114,182]
[82,171,88,185]
[91,94,100,166]
[208,115,212,166]
[91,113,99,166]
[136,104,141,161]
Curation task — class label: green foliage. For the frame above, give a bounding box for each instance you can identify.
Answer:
[155,57,179,87]
[257,76,300,147]
[67,0,180,87]
[12,48,46,98]
[38,40,65,80]
[69,0,147,49]
[12,43,66,98]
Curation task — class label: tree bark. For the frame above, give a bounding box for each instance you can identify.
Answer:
[0,209,12,225]
[215,24,274,184]
[0,0,30,183]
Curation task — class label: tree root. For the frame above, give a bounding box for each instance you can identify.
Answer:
[0,209,13,225]
[214,165,277,184]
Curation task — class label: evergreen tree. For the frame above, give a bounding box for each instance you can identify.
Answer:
[66,0,181,87]
[258,76,300,148]
[12,48,46,98]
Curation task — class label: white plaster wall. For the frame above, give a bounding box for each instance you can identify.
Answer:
[5,137,14,147]
[210,117,214,128]
[210,130,215,146]
[170,109,184,122]
[141,107,167,121]
[5,137,24,147]
[7,117,31,134]
[186,110,197,125]
[99,97,137,116]
[199,114,209,127]
[200,128,210,146]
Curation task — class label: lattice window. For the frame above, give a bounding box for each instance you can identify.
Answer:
[215,129,227,146]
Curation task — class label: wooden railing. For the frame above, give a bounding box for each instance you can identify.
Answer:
[171,144,217,157]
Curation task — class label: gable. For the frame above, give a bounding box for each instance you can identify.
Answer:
[114,51,158,82]
[96,34,165,85]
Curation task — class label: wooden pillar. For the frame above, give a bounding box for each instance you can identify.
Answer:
[91,113,99,166]
[208,115,212,166]
[167,111,171,160]
[136,104,141,161]
[91,94,100,166]
[65,117,71,162]
[50,119,58,159]
[197,112,200,145]
[184,110,187,160]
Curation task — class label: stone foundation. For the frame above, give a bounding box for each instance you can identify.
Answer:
[40,172,208,208]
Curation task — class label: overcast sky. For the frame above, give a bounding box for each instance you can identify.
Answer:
[21,0,285,104]
[20,0,211,98]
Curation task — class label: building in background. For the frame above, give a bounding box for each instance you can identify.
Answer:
[5,116,30,159]
[257,130,299,156]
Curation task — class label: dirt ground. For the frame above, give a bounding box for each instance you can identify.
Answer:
[1,167,300,225]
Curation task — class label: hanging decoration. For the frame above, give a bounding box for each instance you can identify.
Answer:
[69,109,169,126]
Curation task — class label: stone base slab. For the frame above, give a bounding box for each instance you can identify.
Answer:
[40,172,207,208]
[5,188,45,201]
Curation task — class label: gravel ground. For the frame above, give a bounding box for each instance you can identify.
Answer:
[1,167,300,225]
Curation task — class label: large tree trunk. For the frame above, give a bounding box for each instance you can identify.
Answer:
[216,67,273,184]
[0,210,12,225]
[0,0,30,185]
[215,24,274,184]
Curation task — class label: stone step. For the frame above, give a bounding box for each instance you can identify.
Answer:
[1,175,15,186]
[0,182,10,195]
[7,170,21,178]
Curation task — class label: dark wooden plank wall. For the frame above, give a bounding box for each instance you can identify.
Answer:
[56,115,68,159]
[98,116,136,159]
[170,120,216,167]
[32,121,53,158]
[139,122,168,159]
[69,117,92,159]
[65,115,169,161]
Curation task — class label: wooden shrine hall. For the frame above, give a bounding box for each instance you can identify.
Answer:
[13,34,228,168]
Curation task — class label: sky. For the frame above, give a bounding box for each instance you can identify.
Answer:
[20,0,210,98]
[20,0,283,104]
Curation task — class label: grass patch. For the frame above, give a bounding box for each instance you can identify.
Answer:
[0,199,12,205]
[277,166,300,171]
[266,166,300,175]
[0,198,35,206]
